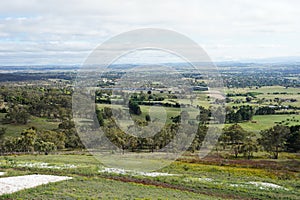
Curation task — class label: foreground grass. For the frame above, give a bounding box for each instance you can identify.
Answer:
[1,176,217,200]
[1,153,300,199]
[0,155,220,199]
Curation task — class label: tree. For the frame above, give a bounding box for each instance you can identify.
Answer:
[112,132,126,154]
[34,140,56,155]
[246,96,252,102]
[226,105,254,123]
[286,125,300,152]
[38,130,65,149]
[196,106,210,124]
[58,119,83,149]
[17,109,30,124]
[20,127,37,152]
[237,105,254,121]
[223,124,247,144]
[0,127,6,152]
[259,125,290,159]
[286,131,300,152]
[103,107,113,119]
[147,90,154,104]
[1,137,16,153]
[145,114,151,122]
[0,127,6,141]
[96,109,104,126]
[222,124,248,158]
[126,136,138,152]
[240,134,258,159]
[171,115,181,124]
[218,133,230,150]
[128,100,141,115]
[255,107,275,115]
[5,106,30,124]
[189,125,208,152]
[0,116,35,154]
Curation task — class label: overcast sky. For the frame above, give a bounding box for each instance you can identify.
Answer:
[0,0,300,65]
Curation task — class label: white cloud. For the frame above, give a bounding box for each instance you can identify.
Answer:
[0,0,299,65]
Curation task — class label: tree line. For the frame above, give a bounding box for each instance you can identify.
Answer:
[95,106,300,159]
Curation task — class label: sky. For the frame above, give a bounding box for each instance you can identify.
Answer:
[0,0,300,65]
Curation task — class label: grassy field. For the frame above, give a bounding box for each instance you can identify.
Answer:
[1,176,217,200]
[0,154,217,199]
[224,85,300,133]
[0,177,217,200]
[96,103,199,124]
[237,114,300,133]
[226,86,300,107]
[0,154,299,199]
[0,113,60,138]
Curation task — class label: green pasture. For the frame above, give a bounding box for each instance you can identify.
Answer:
[226,86,300,107]
[96,104,199,124]
[0,113,60,138]
[237,114,300,133]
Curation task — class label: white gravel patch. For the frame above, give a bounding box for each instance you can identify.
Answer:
[99,167,175,177]
[16,162,77,169]
[0,172,5,176]
[230,181,288,191]
[183,177,214,183]
[136,171,175,177]
[198,177,213,182]
[100,167,128,175]
[249,182,287,190]
[0,174,72,195]
[183,176,288,191]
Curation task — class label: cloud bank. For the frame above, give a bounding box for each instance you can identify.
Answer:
[0,0,299,65]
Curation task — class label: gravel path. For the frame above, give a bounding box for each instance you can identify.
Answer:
[0,174,72,195]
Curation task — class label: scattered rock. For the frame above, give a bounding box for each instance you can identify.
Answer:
[98,167,175,177]
[16,162,77,169]
[249,181,288,190]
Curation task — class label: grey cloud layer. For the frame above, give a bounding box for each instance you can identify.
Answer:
[0,0,299,65]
